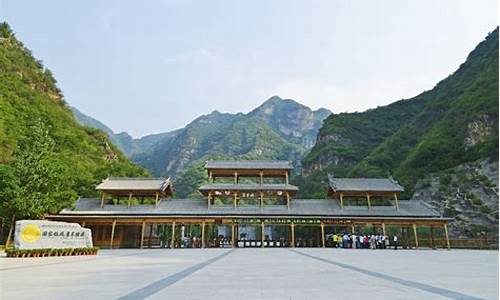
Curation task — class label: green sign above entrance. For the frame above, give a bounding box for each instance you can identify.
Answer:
[232,218,352,225]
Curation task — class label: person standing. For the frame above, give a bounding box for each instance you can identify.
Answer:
[393,235,398,250]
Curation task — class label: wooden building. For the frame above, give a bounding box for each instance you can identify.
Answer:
[48,160,451,249]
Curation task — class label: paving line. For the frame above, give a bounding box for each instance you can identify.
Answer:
[289,249,485,300]
[116,249,235,300]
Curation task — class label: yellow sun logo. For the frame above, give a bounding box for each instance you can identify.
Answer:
[20,224,42,243]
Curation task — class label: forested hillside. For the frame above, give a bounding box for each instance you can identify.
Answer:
[300,28,499,237]
[0,22,147,222]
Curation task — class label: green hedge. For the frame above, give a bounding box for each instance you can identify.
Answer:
[5,247,99,258]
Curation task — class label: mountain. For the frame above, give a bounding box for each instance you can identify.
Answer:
[73,96,331,183]
[71,106,177,157]
[300,28,499,238]
[0,22,147,217]
[131,96,331,179]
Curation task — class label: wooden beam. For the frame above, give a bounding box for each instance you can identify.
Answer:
[286,192,290,209]
[155,192,159,208]
[208,191,212,209]
[444,223,451,250]
[110,219,116,249]
[351,224,355,234]
[291,223,295,248]
[366,193,371,209]
[321,222,325,248]
[140,221,146,249]
[201,222,206,248]
[101,193,105,208]
[260,191,264,208]
[413,223,419,249]
[261,221,265,247]
[382,222,386,236]
[339,193,344,208]
[171,221,176,248]
[394,193,399,210]
[128,192,132,208]
[260,171,263,185]
[233,192,237,208]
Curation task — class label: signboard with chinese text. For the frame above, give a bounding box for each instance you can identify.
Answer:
[14,220,93,249]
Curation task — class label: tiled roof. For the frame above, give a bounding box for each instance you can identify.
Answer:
[59,198,443,219]
[96,177,171,191]
[328,175,404,192]
[205,160,293,170]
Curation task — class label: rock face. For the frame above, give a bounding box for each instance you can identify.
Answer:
[133,96,331,176]
[412,159,498,239]
[74,96,331,177]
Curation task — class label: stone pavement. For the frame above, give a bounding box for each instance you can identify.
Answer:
[0,248,498,300]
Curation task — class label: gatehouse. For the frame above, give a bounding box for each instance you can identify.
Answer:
[48,160,451,249]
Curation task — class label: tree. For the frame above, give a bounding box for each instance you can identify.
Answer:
[7,119,77,219]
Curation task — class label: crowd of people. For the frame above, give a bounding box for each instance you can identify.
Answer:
[331,233,400,249]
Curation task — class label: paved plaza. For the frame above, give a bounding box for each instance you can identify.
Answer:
[1,248,498,300]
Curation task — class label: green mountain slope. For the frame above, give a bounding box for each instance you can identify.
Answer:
[0,23,147,217]
[71,106,178,157]
[131,96,331,179]
[350,28,498,193]
[302,28,498,197]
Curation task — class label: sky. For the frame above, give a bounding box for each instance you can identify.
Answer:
[1,0,498,137]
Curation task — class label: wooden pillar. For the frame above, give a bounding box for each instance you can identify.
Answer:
[444,223,451,250]
[171,221,176,248]
[321,222,325,248]
[208,191,212,209]
[413,223,419,249]
[382,222,386,236]
[430,226,435,249]
[201,222,206,248]
[140,221,146,249]
[394,193,399,210]
[81,221,86,227]
[351,223,355,234]
[285,171,289,185]
[260,171,263,185]
[260,191,264,208]
[261,221,265,247]
[366,193,371,209]
[234,171,238,184]
[110,219,116,249]
[209,171,213,183]
[128,192,132,208]
[155,192,159,208]
[291,223,295,248]
[100,193,105,208]
[233,192,237,208]
[232,224,236,247]
[148,224,153,248]
[286,192,290,209]
[339,193,344,208]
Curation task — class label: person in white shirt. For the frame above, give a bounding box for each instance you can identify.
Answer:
[393,235,398,250]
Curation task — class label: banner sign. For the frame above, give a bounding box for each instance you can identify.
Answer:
[232,218,351,225]
[14,220,93,250]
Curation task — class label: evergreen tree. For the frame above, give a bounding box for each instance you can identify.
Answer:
[8,119,77,219]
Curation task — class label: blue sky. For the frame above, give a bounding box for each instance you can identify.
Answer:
[2,0,498,137]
